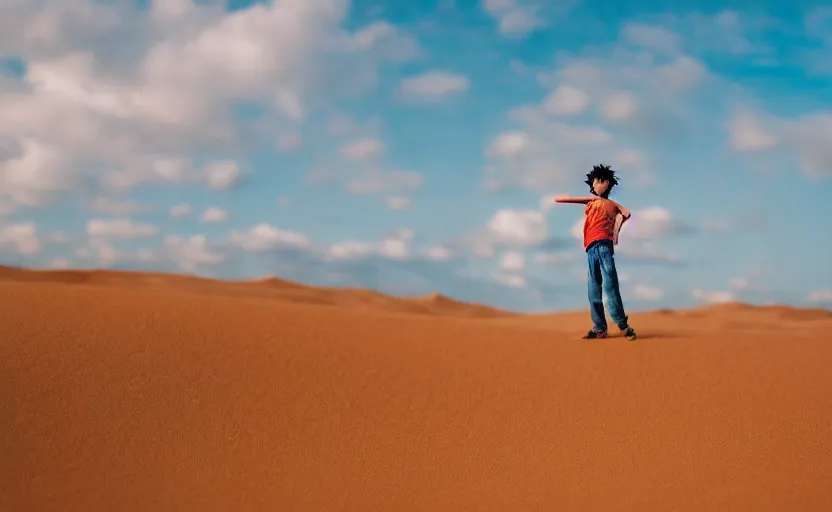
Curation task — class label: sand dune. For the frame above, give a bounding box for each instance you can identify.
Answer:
[2,266,831,511]
[0,265,509,318]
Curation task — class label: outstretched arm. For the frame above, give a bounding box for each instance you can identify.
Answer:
[554,195,596,204]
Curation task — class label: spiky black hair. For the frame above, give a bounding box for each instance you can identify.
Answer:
[585,164,619,198]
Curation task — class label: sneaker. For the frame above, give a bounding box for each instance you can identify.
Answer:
[623,327,637,341]
[583,329,607,339]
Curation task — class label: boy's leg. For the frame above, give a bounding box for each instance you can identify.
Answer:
[597,242,629,330]
[587,246,607,332]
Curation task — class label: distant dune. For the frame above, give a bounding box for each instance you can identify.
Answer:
[2,265,831,511]
[0,265,511,318]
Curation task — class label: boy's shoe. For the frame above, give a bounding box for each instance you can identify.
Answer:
[623,327,637,341]
[583,329,607,339]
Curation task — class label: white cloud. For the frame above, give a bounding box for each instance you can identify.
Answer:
[349,20,421,62]
[276,132,302,152]
[309,165,423,197]
[805,7,832,38]
[616,242,682,264]
[500,250,525,272]
[0,0,123,57]
[105,157,191,191]
[570,217,585,240]
[170,203,191,218]
[309,129,422,199]
[134,249,158,263]
[459,209,551,260]
[621,23,680,53]
[75,239,119,266]
[203,160,241,190]
[0,199,14,217]
[73,238,157,267]
[149,0,196,24]
[487,131,530,158]
[327,228,414,261]
[399,70,469,100]
[534,251,575,265]
[164,235,224,273]
[49,232,71,244]
[702,219,732,232]
[327,240,376,260]
[626,207,688,238]
[0,138,68,205]
[539,194,557,211]
[378,229,413,260]
[89,197,149,215]
[613,149,656,186]
[341,137,384,161]
[229,223,310,252]
[729,108,832,178]
[0,0,417,205]
[201,207,229,223]
[50,258,70,269]
[729,278,749,291]
[601,91,639,122]
[507,43,711,179]
[485,209,548,247]
[783,114,832,178]
[425,245,451,261]
[542,85,589,116]
[485,120,612,190]
[482,0,546,38]
[86,218,158,239]
[729,110,777,151]
[385,196,412,210]
[634,285,664,301]
[808,290,832,303]
[675,11,775,57]
[346,169,422,195]
[325,113,383,138]
[542,48,710,101]
[0,221,40,255]
[692,288,735,304]
[492,271,527,288]
[656,56,707,90]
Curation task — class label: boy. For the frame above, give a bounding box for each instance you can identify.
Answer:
[554,164,637,341]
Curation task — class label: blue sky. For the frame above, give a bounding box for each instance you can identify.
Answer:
[1,0,831,313]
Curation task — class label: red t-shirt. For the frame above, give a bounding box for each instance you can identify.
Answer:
[583,198,620,250]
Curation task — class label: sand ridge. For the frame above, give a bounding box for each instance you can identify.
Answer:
[2,265,831,511]
[0,265,510,318]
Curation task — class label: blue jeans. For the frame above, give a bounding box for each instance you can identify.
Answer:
[586,240,628,332]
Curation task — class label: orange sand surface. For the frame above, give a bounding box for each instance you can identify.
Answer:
[2,266,831,511]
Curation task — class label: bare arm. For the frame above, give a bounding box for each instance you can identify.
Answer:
[611,202,631,245]
[554,195,596,204]
[613,213,625,245]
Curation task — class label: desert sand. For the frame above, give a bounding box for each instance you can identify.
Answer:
[2,265,831,511]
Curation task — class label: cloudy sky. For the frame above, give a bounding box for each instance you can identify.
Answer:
[1,0,831,313]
